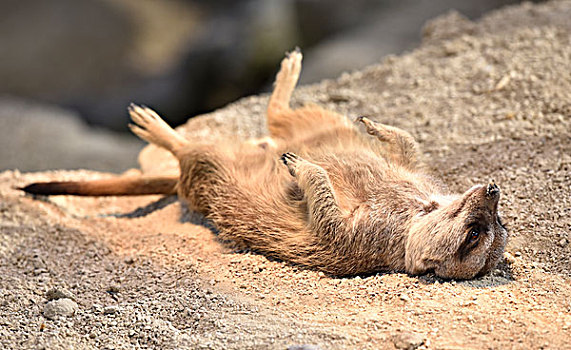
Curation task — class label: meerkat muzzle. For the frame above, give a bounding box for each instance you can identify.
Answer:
[486,180,500,198]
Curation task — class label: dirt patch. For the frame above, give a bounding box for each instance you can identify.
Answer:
[1,1,570,349]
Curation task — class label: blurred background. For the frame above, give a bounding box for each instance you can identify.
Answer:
[0,0,535,172]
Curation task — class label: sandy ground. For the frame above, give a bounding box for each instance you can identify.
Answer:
[1,1,570,349]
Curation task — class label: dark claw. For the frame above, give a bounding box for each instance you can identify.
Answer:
[281,152,298,164]
[128,102,141,112]
[280,153,299,177]
[286,47,301,58]
[355,116,365,123]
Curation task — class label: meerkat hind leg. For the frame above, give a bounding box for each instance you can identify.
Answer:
[268,48,302,115]
[128,104,189,156]
[266,49,304,139]
[268,50,352,141]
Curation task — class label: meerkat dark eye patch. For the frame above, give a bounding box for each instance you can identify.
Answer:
[457,225,486,261]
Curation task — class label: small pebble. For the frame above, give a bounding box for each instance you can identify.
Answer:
[104,305,120,315]
[107,285,120,294]
[43,298,78,320]
[504,252,516,264]
[45,287,75,301]
[392,331,425,350]
[287,345,322,350]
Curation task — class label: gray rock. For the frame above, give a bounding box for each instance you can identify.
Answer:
[43,298,78,319]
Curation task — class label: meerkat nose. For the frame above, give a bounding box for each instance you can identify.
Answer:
[486,180,500,197]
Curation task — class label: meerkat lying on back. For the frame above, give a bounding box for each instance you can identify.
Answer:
[22,50,508,279]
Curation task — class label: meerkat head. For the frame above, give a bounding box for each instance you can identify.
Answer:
[405,181,508,279]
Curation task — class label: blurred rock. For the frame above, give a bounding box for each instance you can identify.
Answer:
[0,0,533,132]
[299,0,525,84]
[0,97,143,172]
[0,0,200,130]
[0,0,133,101]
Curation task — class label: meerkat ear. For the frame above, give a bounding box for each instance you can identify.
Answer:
[422,200,439,213]
[416,197,439,214]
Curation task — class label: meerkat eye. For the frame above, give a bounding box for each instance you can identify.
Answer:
[469,228,480,242]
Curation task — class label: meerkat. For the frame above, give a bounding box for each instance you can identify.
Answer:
[21,49,508,279]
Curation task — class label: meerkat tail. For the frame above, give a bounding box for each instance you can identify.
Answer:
[127,103,189,156]
[18,175,178,196]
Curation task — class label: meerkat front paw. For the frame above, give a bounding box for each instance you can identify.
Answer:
[280,152,302,177]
